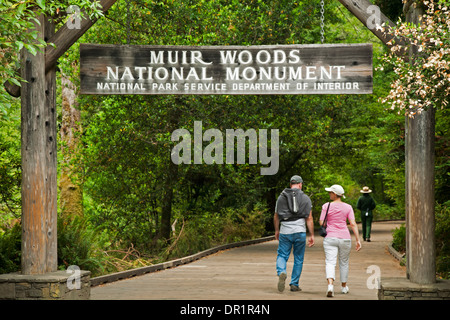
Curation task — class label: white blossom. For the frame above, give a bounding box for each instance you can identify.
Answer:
[380,0,449,117]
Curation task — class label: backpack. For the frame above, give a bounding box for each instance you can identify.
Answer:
[277,188,311,221]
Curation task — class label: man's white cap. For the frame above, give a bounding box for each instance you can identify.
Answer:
[325,184,346,198]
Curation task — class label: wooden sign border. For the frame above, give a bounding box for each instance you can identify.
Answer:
[80,43,373,95]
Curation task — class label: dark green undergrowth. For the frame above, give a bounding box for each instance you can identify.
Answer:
[391,201,450,280]
[0,204,268,277]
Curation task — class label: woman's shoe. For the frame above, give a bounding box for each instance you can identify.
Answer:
[327,284,334,297]
[341,286,349,294]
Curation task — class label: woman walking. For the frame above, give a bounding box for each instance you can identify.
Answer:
[320,185,361,297]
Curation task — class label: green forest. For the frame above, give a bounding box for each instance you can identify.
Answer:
[0,0,449,278]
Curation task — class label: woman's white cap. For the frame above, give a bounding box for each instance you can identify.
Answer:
[325,184,346,198]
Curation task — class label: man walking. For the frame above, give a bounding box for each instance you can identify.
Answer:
[274,175,314,292]
[356,186,376,242]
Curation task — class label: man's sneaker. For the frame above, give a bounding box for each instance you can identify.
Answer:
[277,273,287,292]
[326,284,334,297]
[290,285,302,292]
[341,286,349,294]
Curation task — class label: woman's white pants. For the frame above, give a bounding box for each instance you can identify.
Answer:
[323,237,352,283]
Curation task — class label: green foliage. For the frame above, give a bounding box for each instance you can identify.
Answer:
[435,107,450,204]
[98,0,326,46]
[57,215,109,277]
[0,101,21,218]
[373,204,403,221]
[390,202,450,279]
[70,0,425,272]
[373,0,404,21]
[391,223,406,254]
[165,203,267,260]
[0,0,104,112]
[435,201,450,279]
[0,223,21,273]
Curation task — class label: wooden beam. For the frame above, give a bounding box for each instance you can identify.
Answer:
[5,0,117,97]
[45,0,117,74]
[336,0,406,51]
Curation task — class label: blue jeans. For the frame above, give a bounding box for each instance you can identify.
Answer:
[276,232,306,287]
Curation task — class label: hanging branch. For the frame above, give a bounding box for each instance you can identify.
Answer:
[4,0,118,97]
[164,218,186,258]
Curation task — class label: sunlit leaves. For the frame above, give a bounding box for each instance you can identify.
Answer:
[380,0,450,117]
[0,1,104,115]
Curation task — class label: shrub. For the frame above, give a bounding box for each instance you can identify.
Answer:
[391,223,406,254]
[57,215,107,277]
[164,204,267,260]
[373,203,403,221]
[0,223,21,274]
[390,201,449,279]
[436,201,450,279]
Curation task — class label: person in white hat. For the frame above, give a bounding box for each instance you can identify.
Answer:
[356,186,376,242]
[320,184,361,297]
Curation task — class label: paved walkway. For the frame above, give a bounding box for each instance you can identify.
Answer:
[91,221,406,300]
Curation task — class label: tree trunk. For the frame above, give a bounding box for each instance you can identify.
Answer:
[160,160,178,240]
[59,74,83,218]
[159,104,180,240]
[21,15,57,274]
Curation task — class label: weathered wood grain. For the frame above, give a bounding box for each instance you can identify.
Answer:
[20,15,57,275]
[80,43,373,95]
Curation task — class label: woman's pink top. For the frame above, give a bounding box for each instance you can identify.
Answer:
[320,201,355,239]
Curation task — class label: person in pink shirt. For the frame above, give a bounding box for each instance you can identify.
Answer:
[320,184,361,297]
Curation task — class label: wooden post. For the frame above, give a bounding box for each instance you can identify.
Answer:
[404,1,436,285]
[16,0,118,276]
[338,0,437,286]
[405,109,436,284]
[20,15,57,275]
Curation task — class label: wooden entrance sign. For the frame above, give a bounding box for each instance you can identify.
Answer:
[80,43,372,95]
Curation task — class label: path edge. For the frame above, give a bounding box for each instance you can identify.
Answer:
[387,242,406,265]
[90,235,275,287]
